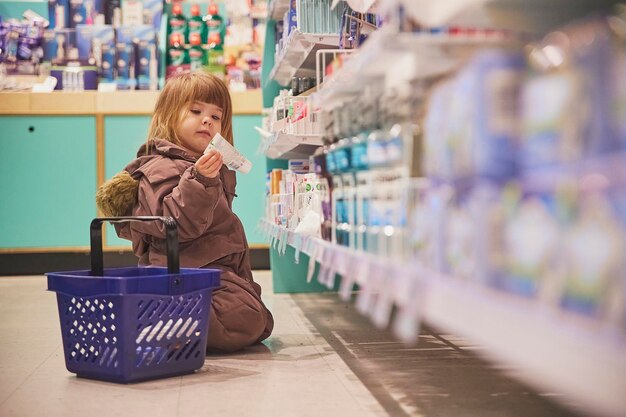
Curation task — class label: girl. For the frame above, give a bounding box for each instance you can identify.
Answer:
[96,72,274,353]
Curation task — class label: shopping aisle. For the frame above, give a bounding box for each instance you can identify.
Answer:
[0,272,581,417]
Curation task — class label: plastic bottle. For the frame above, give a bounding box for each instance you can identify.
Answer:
[204,2,224,48]
[167,32,188,67]
[168,2,187,40]
[188,4,207,44]
[206,31,224,78]
[105,0,121,27]
[188,32,206,72]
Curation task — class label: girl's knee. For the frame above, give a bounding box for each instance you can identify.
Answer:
[206,299,268,352]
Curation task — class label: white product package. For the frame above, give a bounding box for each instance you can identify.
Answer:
[204,133,252,174]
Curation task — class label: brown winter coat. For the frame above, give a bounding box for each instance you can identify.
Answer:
[96,139,273,352]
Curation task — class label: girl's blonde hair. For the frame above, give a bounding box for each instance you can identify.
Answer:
[148,71,233,146]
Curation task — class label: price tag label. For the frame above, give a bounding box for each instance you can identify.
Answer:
[279,229,289,255]
[316,245,335,288]
[371,263,396,329]
[269,225,276,248]
[338,252,357,301]
[355,259,373,314]
[272,226,280,250]
[301,236,312,256]
[306,243,322,283]
[293,234,303,264]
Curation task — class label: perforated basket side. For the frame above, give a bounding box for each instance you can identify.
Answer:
[131,290,212,380]
[56,293,125,380]
[55,288,213,383]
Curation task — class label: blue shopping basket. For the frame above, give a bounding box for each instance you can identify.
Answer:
[47,216,221,383]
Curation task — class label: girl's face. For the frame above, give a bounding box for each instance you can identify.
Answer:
[177,101,223,157]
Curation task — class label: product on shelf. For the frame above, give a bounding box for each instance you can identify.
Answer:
[206,31,225,78]
[204,2,225,48]
[188,3,207,44]
[167,2,187,40]
[521,17,621,172]
[165,31,188,78]
[188,32,206,72]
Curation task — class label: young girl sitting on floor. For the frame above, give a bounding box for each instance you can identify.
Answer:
[96,71,274,353]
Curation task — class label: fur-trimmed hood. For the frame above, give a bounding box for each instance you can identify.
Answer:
[96,139,199,217]
[96,170,139,217]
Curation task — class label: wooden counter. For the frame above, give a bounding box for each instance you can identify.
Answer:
[0,89,263,115]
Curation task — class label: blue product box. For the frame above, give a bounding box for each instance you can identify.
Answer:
[115,25,135,89]
[288,0,297,36]
[558,155,626,320]
[441,180,478,281]
[50,64,98,89]
[100,41,115,81]
[69,0,86,27]
[142,0,162,32]
[466,49,525,183]
[76,24,113,61]
[46,28,76,63]
[496,183,562,298]
[49,0,70,29]
[133,25,157,90]
[42,30,58,61]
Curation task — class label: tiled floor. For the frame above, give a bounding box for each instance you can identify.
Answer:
[0,271,582,417]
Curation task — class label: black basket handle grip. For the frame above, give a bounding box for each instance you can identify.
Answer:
[90,216,179,276]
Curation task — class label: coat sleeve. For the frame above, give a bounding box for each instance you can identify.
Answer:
[130,165,223,242]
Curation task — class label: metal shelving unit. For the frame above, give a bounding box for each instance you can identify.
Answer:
[269,29,341,86]
[262,220,626,417]
[267,0,290,20]
[260,2,626,416]
[312,27,519,109]
[257,129,323,159]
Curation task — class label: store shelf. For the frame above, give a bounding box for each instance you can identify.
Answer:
[262,220,626,417]
[268,0,290,20]
[270,29,341,86]
[378,0,618,33]
[257,130,323,159]
[312,28,518,109]
[0,89,263,115]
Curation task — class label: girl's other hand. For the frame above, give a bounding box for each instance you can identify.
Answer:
[195,149,223,178]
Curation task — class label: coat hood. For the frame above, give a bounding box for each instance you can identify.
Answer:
[96,139,198,217]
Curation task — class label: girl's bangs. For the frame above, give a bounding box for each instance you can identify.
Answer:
[190,78,228,111]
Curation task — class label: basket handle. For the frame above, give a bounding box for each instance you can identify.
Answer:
[90,216,179,276]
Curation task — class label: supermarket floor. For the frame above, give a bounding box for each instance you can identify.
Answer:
[0,271,584,417]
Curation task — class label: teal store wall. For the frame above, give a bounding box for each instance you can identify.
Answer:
[104,115,266,248]
[0,114,265,250]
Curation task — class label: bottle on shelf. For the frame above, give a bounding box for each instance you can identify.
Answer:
[188,4,207,44]
[105,0,121,27]
[206,31,225,78]
[188,32,206,72]
[204,2,225,48]
[166,32,189,78]
[167,2,187,40]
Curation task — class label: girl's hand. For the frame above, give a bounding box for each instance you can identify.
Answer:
[195,149,223,178]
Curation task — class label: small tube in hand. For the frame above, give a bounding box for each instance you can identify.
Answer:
[204,133,252,174]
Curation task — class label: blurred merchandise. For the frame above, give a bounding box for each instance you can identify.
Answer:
[1,0,260,90]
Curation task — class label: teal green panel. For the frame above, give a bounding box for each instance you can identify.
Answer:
[103,115,150,247]
[0,116,96,248]
[232,115,266,245]
[266,157,288,170]
[262,19,284,106]
[0,1,47,20]
[270,246,339,293]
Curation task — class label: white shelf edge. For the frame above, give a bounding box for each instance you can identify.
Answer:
[312,28,519,108]
[261,220,626,417]
[268,0,290,20]
[259,132,323,159]
[270,29,341,86]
